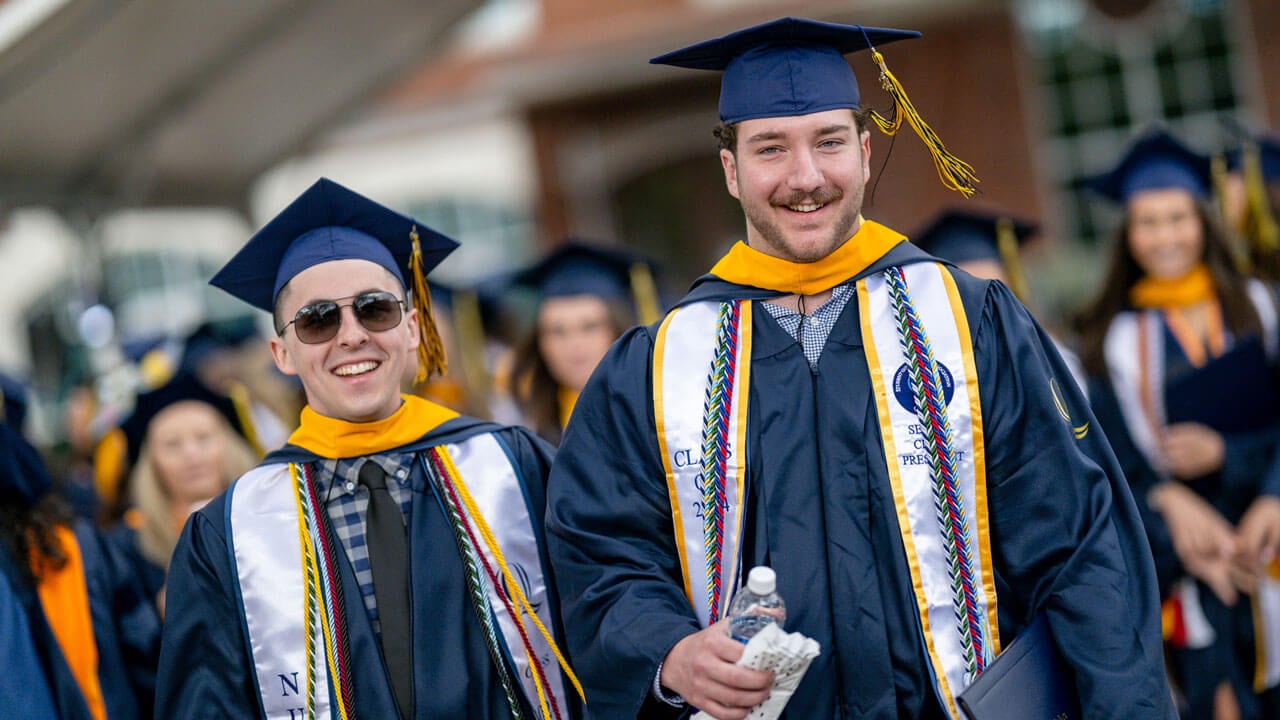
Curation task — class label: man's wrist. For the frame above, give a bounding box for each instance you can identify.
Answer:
[652,660,686,707]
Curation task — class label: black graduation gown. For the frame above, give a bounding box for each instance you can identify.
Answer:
[156,416,579,720]
[546,242,1175,719]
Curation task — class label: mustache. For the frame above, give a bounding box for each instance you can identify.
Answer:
[770,187,844,207]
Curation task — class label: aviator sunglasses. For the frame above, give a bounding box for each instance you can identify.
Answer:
[277,291,407,344]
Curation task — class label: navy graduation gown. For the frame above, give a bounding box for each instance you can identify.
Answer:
[0,519,160,720]
[546,242,1174,719]
[156,417,578,720]
[1087,315,1280,718]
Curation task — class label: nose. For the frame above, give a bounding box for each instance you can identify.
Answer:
[334,304,369,347]
[787,147,824,192]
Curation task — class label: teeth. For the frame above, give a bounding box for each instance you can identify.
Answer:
[789,203,823,213]
[334,361,379,377]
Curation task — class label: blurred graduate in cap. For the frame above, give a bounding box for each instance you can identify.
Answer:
[179,316,297,450]
[1219,133,1280,282]
[156,178,584,720]
[509,241,661,444]
[0,411,161,719]
[104,373,259,616]
[546,16,1172,720]
[1074,128,1280,718]
[912,208,1089,394]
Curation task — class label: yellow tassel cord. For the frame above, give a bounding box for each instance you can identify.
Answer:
[995,217,1031,304]
[409,226,448,387]
[434,448,587,715]
[226,381,265,458]
[290,463,351,720]
[865,49,980,198]
[629,262,662,326]
[1211,153,1252,274]
[1242,142,1280,257]
[451,290,492,409]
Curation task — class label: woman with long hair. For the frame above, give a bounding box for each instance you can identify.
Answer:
[109,373,258,615]
[1075,129,1280,719]
[0,418,161,719]
[510,243,656,445]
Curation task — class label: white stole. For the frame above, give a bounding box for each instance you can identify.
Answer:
[857,262,997,720]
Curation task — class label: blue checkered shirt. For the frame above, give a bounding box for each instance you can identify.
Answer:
[317,452,416,635]
[760,283,855,368]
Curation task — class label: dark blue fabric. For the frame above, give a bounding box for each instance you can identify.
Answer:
[0,551,58,718]
[209,178,457,312]
[910,209,1036,265]
[156,419,579,719]
[0,421,52,508]
[546,253,1174,718]
[648,17,919,124]
[1086,129,1211,204]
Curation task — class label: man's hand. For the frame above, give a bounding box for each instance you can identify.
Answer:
[1161,423,1225,480]
[660,619,773,720]
[1233,496,1280,592]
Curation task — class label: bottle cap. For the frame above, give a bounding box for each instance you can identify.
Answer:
[746,566,776,595]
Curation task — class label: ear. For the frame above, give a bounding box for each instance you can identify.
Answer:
[860,129,872,184]
[404,307,421,351]
[720,149,741,200]
[268,336,298,377]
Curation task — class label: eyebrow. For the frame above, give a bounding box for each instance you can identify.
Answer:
[744,124,852,145]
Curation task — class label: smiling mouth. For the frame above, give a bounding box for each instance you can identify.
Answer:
[786,203,825,213]
[334,360,380,377]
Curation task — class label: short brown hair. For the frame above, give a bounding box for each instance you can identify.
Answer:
[714,108,871,155]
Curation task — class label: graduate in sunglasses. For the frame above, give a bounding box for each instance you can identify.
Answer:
[155,179,584,720]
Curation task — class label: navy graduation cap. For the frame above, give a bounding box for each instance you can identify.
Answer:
[1086,129,1211,204]
[913,208,1037,302]
[210,177,457,383]
[913,209,1037,264]
[511,242,663,324]
[119,372,250,466]
[650,16,918,124]
[650,16,979,197]
[1227,134,1280,181]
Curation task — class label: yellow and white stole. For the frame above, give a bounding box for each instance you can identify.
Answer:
[1105,278,1280,689]
[654,223,996,718]
[228,396,580,719]
[857,262,998,717]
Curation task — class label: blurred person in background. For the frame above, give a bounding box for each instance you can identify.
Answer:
[107,373,259,616]
[509,242,659,445]
[0,419,161,719]
[1074,128,1280,719]
[1219,134,1280,283]
[910,207,1089,394]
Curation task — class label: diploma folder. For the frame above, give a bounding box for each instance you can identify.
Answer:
[1163,337,1280,435]
[956,612,1080,720]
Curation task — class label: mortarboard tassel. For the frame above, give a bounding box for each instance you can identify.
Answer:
[450,289,492,409]
[629,261,662,325]
[1242,142,1280,256]
[226,380,266,458]
[995,217,1031,304]
[863,45,980,198]
[1211,153,1252,274]
[409,226,449,386]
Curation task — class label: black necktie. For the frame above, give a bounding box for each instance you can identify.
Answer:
[359,460,413,719]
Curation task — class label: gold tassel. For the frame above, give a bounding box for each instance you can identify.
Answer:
[1211,153,1252,275]
[225,380,265,458]
[1242,141,1280,255]
[865,49,979,198]
[408,226,448,386]
[451,289,491,409]
[628,261,662,325]
[995,217,1030,305]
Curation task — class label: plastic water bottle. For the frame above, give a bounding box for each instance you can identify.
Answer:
[728,566,786,643]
